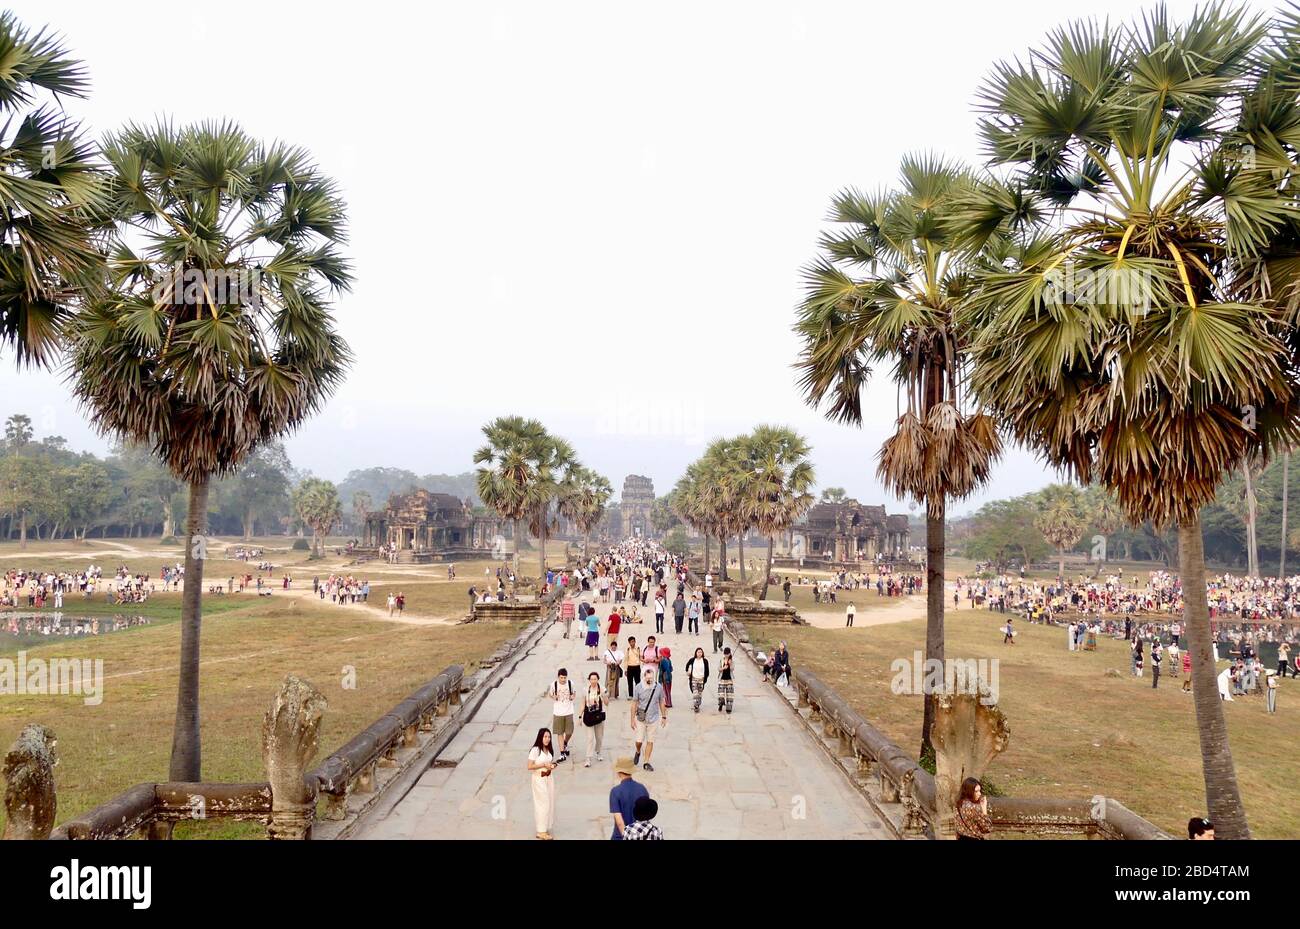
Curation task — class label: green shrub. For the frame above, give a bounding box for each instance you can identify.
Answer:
[292,538,310,551]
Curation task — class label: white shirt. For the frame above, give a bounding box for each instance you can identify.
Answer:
[551,679,575,716]
[603,647,624,668]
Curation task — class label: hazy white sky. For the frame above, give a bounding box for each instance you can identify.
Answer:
[3,0,1261,514]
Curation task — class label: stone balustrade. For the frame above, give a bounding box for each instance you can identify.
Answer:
[726,616,1170,840]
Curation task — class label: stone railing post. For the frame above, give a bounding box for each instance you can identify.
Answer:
[3,724,58,839]
[931,682,1010,840]
[262,676,326,840]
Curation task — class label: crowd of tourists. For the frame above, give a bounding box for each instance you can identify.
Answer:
[0,565,162,607]
[522,538,802,840]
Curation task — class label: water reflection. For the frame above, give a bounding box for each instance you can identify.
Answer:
[1,612,151,646]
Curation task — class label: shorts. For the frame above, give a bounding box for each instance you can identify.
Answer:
[552,714,575,737]
[585,631,599,646]
[634,720,657,744]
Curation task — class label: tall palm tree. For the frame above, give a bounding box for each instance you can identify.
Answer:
[1034,485,1087,582]
[795,155,1004,758]
[702,436,752,583]
[736,425,816,600]
[0,13,103,367]
[672,462,714,574]
[956,5,1300,838]
[68,121,352,782]
[528,434,577,574]
[559,466,613,559]
[294,477,342,557]
[474,416,549,578]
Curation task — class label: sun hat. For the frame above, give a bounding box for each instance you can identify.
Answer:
[614,756,636,776]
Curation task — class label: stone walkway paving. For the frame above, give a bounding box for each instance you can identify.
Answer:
[360,589,891,839]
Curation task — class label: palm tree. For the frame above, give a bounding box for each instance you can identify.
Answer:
[702,436,751,583]
[955,5,1300,838]
[528,435,578,574]
[737,425,816,600]
[1034,485,1087,582]
[559,466,613,559]
[68,121,352,782]
[0,13,104,368]
[294,478,342,557]
[474,416,549,578]
[1085,485,1124,575]
[795,155,1004,758]
[672,462,714,574]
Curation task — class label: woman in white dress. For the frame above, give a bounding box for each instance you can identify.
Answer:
[526,728,558,839]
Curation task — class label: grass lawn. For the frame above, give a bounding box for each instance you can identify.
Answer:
[0,591,525,838]
[749,608,1300,839]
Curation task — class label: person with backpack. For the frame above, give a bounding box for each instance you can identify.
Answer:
[659,647,674,708]
[582,671,607,767]
[631,664,667,771]
[687,593,701,635]
[685,647,709,713]
[546,668,577,762]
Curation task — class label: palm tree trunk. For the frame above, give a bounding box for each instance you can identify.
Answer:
[1057,548,1065,584]
[919,497,946,761]
[703,535,711,575]
[718,536,728,581]
[1178,515,1251,839]
[170,477,210,782]
[243,504,254,541]
[1281,451,1289,578]
[760,535,775,600]
[512,518,523,578]
[18,510,26,549]
[738,535,747,582]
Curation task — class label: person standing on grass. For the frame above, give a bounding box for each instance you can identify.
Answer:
[526,728,558,840]
[1151,641,1162,689]
[387,592,396,617]
[603,638,624,700]
[1279,641,1292,678]
[609,757,650,840]
[1182,650,1193,693]
[547,668,577,762]
[582,671,607,767]
[845,601,856,628]
[625,636,641,695]
[685,647,709,713]
[631,664,667,772]
[717,647,735,713]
